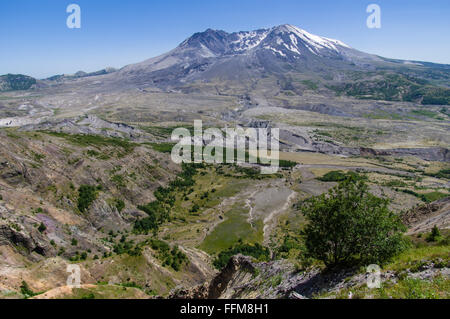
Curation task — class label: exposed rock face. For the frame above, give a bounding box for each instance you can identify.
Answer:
[402,197,450,234]
[20,115,146,141]
[87,199,130,232]
[170,253,450,299]
[277,129,449,162]
[0,224,55,260]
[0,161,29,186]
[360,147,449,162]
[170,255,256,299]
[170,255,353,299]
[208,254,256,299]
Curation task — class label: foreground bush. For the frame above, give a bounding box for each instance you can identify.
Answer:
[301,178,408,267]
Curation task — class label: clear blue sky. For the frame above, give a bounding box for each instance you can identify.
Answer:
[1,0,449,78]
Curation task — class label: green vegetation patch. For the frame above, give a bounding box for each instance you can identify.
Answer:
[43,132,136,156]
[148,239,188,271]
[213,242,270,269]
[317,170,366,182]
[146,142,175,153]
[77,185,100,213]
[328,73,450,105]
[398,189,448,203]
[0,74,36,91]
[141,124,194,139]
[301,80,319,90]
[134,163,202,234]
[425,169,450,180]
[409,109,442,120]
[199,203,264,255]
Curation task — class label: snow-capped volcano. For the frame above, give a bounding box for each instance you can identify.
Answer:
[118,24,384,86]
[177,24,351,58]
[41,23,450,107]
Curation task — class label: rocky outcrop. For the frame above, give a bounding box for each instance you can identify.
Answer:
[170,255,256,299]
[0,224,55,260]
[278,129,449,162]
[402,197,450,234]
[0,161,29,186]
[20,115,145,141]
[360,147,449,162]
[170,253,450,299]
[208,254,256,298]
[87,199,130,232]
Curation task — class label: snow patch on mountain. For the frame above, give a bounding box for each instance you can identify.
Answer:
[274,24,350,55]
[264,46,287,57]
[229,30,270,52]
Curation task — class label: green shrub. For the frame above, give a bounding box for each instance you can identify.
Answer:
[278,160,297,168]
[37,222,46,233]
[317,170,365,182]
[148,239,187,271]
[20,281,36,298]
[147,142,176,153]
[77,185,98,213]
[301,178,408,267]
[426,226,442,243]
[114,199,125,212]
[190,204,200,213]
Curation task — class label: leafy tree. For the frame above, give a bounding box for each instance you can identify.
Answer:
[426,226,441,242]
[37,222,46,233]
[77,185,98,213]
[148,240,187,271]
[301,178,408,267]
[190,204,200,213]
[115,198,125,212]
[20,281,36,298]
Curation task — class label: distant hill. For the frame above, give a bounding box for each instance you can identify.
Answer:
[0,74,36,92]
[45,67,117,82]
